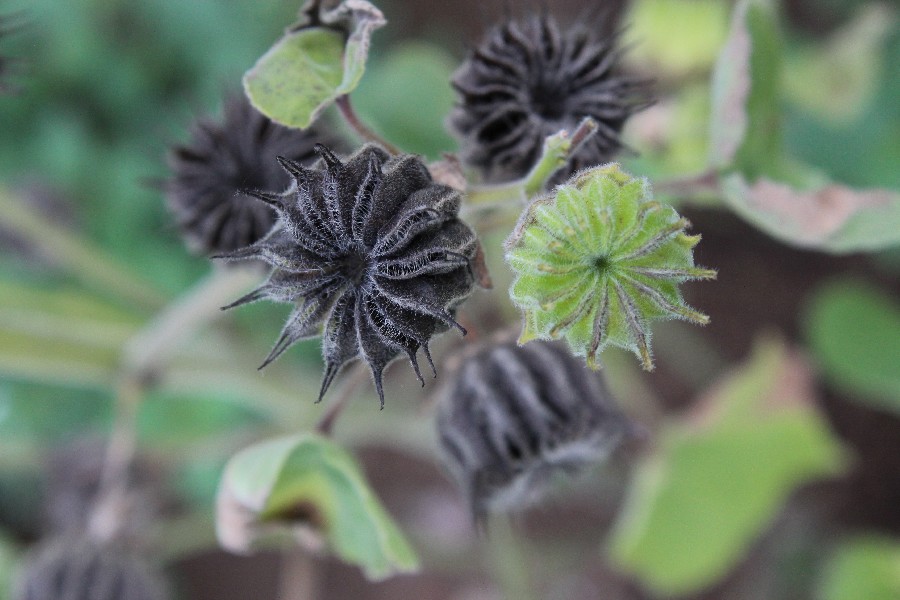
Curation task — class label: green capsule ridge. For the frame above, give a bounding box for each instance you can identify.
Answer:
[505,163,717,370]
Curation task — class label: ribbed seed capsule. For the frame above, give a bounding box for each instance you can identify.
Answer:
[436,339,631,522]
[16,538,169,600]
[165,93,344,255]
[450,13,651,184]
[218,144,480,408]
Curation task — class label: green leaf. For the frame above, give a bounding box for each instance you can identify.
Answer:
[353,42,458,158]
[243,0,386,129]
[819,537,900,600]
[722,173,900,253]
[243,28,345,130]
[609,338,848,595]
[709,0,783,179]
[216,434,419,581]
[804,280,900,414]
[784,5,896,124]
[625,0,731,78]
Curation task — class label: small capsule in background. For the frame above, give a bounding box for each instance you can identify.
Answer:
[16,537,170,600]
[436,338,634,523]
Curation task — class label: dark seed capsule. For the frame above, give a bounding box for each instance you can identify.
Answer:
[436,339,631,522]
[449,13,652,184]
[218,144,480,408]
[165,93,345,255]
[16,538,169,600]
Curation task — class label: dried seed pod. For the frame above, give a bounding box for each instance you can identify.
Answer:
[506,163,716,370]
[16,537,169,600]
[218,144,480,407]
[436,339,631,521]
[165,93,345,255]
[450,13,651,183]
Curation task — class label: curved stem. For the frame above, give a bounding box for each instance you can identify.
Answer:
[335,95,401,155]
[465,117,599,210]
[0,187,167,312]
[315,361,369,436]
[122,265,262,381]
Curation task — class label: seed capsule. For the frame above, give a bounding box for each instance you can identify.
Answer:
[16,538,169,600]
[436,338,631,522]
[450,13,652,184]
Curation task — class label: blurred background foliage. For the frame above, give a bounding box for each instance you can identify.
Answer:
[0,0,898,598]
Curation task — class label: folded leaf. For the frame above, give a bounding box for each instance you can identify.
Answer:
[244,0,386,129]
[216,433,419,581]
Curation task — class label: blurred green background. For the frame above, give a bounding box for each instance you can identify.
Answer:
[0,0,898,598]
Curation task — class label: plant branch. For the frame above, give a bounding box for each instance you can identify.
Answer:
[0,187,167,312]
[278,550,317,600]
[487,517,538,600]
[465,117,599,210]
[315,361,370,436]
[335,95,401,155]
[122,265,262,381]
[654,169,721,204]
[87,375,143,543]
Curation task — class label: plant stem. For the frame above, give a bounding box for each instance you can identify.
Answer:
[465,117,600,210]
[88,375,143,543]
[654,169,721,204]
[487,517,538,600]
[278,550,317,600]
[335,95,401,155]
[121,265,262,381]
[315,361,369,436]
[523,117,597,197]
[0,187,167,312]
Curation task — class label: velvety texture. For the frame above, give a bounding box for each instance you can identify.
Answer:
[450,14,651,184]
[165,93,345,254]
[437,338,631,522]
[219,144,479,407]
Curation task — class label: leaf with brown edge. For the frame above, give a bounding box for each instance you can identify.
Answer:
[722,173,900,253]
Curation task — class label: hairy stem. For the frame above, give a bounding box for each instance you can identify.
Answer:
[465,117,599,209]
[336,95,401,155]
